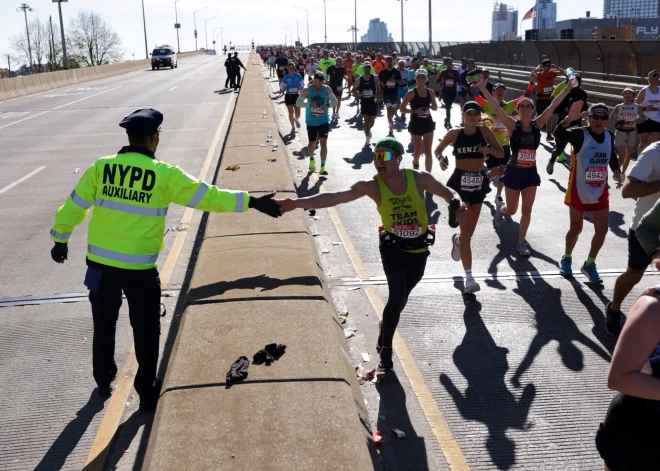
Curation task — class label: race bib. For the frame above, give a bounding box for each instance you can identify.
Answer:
[460,172,484,192]
[417,108,430,118]
[335,86,343,91]
[648,100,660,111]
[287,87,299,94]
[621,112,636,128]
[517,149,537,167]
[494,120,507,133]
[543,85,553,94]
[586,167,607,187]
[386,80,396,88]
[311,106,324,117]
[392,224,423,239]
[445,79,454,86]
[279,66,287,70]
[363,89,374,98]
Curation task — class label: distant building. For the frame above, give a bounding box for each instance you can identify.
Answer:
[603,0,659,19]
[533,0,557,30]
[360,18,394,42]
[491,3,519,40]
[555,16,660,38]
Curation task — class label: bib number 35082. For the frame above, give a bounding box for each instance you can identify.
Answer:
[392,224,422,239]
[460,173,484,192]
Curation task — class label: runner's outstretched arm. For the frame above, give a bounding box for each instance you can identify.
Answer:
[275,180,374,212]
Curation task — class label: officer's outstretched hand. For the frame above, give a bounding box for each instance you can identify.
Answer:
[249,192,284,218]
[51,242,68,263]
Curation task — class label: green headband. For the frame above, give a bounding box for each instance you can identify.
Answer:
[374,137,405,156]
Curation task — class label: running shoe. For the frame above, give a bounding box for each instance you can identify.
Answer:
[295,120,301,128]
[465,277,481,294]
[581,261,603,284]
[451,233,461,261]
[517,241,531,257]
[308,159,316,173]
[559,256,573,277]
[495,195,504,208]
[319,165,328,176]
[377,348,394,373]
[605,302,622,337]
[547,133,554,141]
[546,161,554,175]
[556,152,567,163]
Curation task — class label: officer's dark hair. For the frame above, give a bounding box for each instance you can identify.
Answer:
[128,134,156,148]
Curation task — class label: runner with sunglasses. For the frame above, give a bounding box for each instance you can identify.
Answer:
[554,102,623,283]
[478,76,570,255]
[274,137,465,373]
[434,102,505,293]
[401,68,438,171]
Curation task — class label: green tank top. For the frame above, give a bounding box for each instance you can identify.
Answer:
[376,169,428,253]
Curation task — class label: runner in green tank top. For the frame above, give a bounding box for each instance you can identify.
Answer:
[275,137,466,373]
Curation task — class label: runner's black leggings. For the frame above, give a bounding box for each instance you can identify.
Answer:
[378,247,429,349]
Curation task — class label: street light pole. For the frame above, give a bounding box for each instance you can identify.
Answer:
[17,4,34,72]
[205,17,217,51]
[294,6,309,47]
[212,26,221,51]
[429,0,432,56]
[141,0,149,59]
[322,0,327,48]
[354,0,358,51]
[287,17,300,45]
[55,0,68,69]
[193,7,207,51]
[397,0,406,45]
[175,0,184,54]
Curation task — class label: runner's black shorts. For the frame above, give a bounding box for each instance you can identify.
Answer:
[284,94,299,106]
[277,69,285,79]
[408,116,436,136]
[536,98,552,115]
[383,91,398,107]
[441,90,457,105]
[486,146,510,169]
[446,167,491,205]
[596,392,660,471]
[628,228,652,270]
[361,98,378,116]
[500,164,541,191]
[330,85,344,97]
[307,123,330,141]
[637,118,660,134]
[554,119,582,152]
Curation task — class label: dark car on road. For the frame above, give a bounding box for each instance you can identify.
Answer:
[151,46,177,70]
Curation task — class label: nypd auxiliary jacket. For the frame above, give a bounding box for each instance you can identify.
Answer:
[50,146,248,270]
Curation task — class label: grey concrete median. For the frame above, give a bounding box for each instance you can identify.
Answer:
[0,53,205,102]
[143,53,380,470]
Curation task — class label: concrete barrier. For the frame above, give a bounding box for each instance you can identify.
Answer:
[143,53,379,470]
[0,52,207,102]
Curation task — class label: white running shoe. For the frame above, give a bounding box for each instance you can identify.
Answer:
[495,195,504,208]
[465,277,481,294]
[451,233,461,261]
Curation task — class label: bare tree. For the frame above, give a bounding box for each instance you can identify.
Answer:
[9,17,62,73]
[67,10,122,67]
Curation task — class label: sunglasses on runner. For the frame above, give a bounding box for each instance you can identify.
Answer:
[374,151,395,162]
[590,114,608,121]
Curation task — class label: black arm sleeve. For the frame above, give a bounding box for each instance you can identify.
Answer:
[609,132,620,172]
[553,125,585,152]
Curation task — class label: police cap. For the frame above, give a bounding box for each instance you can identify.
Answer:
[119,109,163,136]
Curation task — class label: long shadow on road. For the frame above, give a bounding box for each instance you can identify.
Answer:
[440,298,535,470]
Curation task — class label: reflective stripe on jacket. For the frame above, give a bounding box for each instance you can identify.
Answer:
[51,146,248,269]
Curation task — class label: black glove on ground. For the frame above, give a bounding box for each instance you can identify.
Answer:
[248,192,283,218]
[226,356,249,383]
[51,242,68,263]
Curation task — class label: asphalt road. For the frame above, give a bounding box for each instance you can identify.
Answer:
[0,53,244,470]
[265,69,660,470]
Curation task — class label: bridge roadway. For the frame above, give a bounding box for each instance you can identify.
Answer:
[263,69,659,470]
[0,53,243,470]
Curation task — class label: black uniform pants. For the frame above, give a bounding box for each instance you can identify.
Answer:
[89,268,161,397]
[377,247,429,349]
[225,67,231,88]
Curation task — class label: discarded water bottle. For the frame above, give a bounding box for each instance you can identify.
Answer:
[272,140,278,151]
[267,131,272,142]
[567,67,578,88]
[262,110,267,118]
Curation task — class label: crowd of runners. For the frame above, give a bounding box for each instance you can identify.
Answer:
[258,44,660,470]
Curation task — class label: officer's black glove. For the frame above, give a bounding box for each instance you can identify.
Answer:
[448,198,461,228]
[248,192,284,218]
[51,242,68,263]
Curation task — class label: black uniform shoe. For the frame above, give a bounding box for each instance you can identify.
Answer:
[605,302,622,337]
[139,378,162,412]
[377,348,394,373]
[97,384,115,399]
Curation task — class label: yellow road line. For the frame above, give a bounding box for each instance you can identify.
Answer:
[324,194,470,471]
[83,93,237,470]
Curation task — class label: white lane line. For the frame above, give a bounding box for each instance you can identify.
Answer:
[169,86,178,91]
[0,86,122,131]
[0,166,47,195]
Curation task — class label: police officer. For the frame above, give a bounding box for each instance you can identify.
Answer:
[49,109,283,410]
[230,52,246,91]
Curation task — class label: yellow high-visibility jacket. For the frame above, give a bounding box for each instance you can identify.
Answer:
[51,146,248,270]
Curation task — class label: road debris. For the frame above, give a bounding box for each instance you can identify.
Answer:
[392,428,407,438]
[361,352,370,362]
[356,366,375,381]
[344,329,356,339]
[267,158,277,162]
[373,431,384,445]
[225,164,240,171]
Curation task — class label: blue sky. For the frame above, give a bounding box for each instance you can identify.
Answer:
[0,0,604,63]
